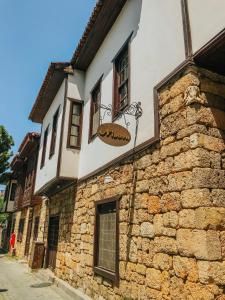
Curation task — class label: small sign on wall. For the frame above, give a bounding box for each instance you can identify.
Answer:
[104,175,114,184]
[97,123,131,147]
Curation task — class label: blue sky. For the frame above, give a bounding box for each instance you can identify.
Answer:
[0,0,96,155]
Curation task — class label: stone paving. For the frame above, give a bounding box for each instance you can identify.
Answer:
[0,255,73,300]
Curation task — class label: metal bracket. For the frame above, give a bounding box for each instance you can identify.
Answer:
[100,102,143,128]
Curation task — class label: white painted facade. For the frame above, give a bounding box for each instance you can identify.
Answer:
[35,82,65,192]
[34,0,225,192]
[59,72,84,179]
[188,0,225,54]
[78,0,185,178]
[34,73,84,193]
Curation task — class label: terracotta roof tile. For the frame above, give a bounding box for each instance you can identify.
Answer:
[71,0,104,65]
[29,62,70,123]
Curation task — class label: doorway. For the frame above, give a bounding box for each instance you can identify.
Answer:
[46,215,60,270]
[24,210,33,257]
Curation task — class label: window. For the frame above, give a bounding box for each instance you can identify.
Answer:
[3,184,10,203]
[49,107,60,158]
[67,101,83,149]
[113,43,129,118]
[17,218,25,242]
[10,182,17,201]
[40,126,49,168]
[25,158,35,190]
[89,78,102,141]
[94,197,119,283]
[33,216,40,241]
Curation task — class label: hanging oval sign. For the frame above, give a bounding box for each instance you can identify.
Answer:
[97,123,131,147]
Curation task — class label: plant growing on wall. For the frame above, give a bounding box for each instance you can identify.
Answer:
[0,125,14,184]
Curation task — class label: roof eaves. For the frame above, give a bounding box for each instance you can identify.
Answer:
[29,62,70,123]
[18,132,40,154]
[71,0,104,66]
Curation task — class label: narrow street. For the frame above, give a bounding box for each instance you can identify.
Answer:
[0,255,73,300]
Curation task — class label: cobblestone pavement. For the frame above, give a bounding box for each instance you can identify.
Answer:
[0,255,73,300]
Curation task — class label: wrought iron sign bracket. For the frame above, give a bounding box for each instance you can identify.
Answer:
[100,102,143,128]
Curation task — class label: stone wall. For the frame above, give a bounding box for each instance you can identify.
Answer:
[48,186,75,272]
[36,198,48,244]
[54,66,225,299]
[13,208,29,258]
[12,199,47,261]
[27,200,48,261]
[0,225,3,248]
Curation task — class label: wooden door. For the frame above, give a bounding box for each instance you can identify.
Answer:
[24,210,33,257]
[46,215,60,270]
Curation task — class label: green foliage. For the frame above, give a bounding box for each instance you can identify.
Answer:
[0,196,3,210]
[0,125,14,184]
[0,196,8,224]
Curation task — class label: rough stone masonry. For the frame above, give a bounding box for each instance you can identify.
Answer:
[44,66,225,300]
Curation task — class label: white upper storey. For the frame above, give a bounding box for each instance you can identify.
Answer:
[34,0,225,192]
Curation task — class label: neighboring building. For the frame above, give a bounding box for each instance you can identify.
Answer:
[2,178,16,214]
[24,0,225,299]
[0,176,17,250]
[10,133,44,259]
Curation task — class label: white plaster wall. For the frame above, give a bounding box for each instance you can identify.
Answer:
[59,73,84,179]
[67,71,85,100]
[2,201,7,212]
[78,0,185,178]
[6,201,14,212]
[188,0,225,53]
[35,81,65,193]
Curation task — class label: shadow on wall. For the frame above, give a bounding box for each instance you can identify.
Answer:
[196,68,225,146]
[49,186,76,244]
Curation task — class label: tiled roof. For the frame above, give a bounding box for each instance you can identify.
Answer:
[71,0,127,70]
[71,0,104,65]
[11,132,40,169]
[29,62,70,123]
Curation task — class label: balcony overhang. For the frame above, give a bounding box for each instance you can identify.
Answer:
[194,29,225,76]
[35,177,77,198]
[18,133,40,157]
[10,155,24,170]
[11,132,40,172]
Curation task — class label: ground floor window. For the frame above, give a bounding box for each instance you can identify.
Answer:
[46,215,60,270]
[94,196,119,283]
[33,216,40,241]
[17,218,25,242]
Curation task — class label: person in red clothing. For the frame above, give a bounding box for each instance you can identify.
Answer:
[9,232,16,256]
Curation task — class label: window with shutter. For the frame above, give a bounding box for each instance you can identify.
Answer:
[49,106,60,158]
[33,216,40,241]
[40,126,49,168]
[17,218,25,242]
[10,183,17,201]
[94,197,119,283]
[89,78,102,142]
[113,43,130,118]
[67,101,83,149]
